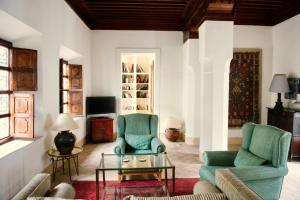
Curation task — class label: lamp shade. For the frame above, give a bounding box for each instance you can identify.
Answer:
[269,74,290,93]
[164,117,181,129]
[51,113,79,131]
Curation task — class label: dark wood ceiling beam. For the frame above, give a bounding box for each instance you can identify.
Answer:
[65,0,300,31]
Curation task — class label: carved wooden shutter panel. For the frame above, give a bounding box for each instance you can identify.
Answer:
[10,94,34,138]
[69,64,82,89]
[68,64,83,115]
[11,47,37,91]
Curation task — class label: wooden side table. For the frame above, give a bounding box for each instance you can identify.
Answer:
[47,146,83,181]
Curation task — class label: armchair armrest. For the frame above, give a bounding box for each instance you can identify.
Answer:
[114,137,126,155]
[203,151,238,166]
[151,138,166,153]
[229,166,288,181]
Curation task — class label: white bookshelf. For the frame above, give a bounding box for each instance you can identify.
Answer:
[121,53,154,114]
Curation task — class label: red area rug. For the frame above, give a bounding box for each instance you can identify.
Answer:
[73,178,198,200]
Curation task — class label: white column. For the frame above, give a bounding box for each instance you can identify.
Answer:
[182,39,201,145]
[198,21,233,156]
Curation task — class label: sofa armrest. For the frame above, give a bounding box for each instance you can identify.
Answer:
[229,166,288,181]
[151,138,166,153]
[11,173,51,200]
[125,193,227,200]
[114,137,126,155]
[216,169,263,200]
[203,151,238,166]
[47,183,75,199]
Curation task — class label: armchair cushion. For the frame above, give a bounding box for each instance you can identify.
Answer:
[229,166,288,182]
[125,134,153,150]
[234,148,266,167]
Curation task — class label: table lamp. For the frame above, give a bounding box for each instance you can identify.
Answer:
[52,113,79,155]
[269,74,290,112]
[164,117,181,142]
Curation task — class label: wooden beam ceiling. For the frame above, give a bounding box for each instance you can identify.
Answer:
[65,0,300,39]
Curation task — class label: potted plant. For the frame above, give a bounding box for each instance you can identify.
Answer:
[164,117,181,142]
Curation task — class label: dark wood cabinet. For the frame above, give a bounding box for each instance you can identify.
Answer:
[267,107,300,160]
[89,117,114,143]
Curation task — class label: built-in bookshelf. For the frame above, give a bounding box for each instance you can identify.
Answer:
[121,53,154,114]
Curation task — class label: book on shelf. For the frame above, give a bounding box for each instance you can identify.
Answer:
[136,75,149,83]
[136,64,144,73]
[122,92,133,98]
[122,62,134,73]
[137,91,148,98]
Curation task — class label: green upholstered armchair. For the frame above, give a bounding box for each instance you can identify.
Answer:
[199,123,291,200]
[114,113,166,155]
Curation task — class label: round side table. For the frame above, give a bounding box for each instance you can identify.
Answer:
[47,146,83,181]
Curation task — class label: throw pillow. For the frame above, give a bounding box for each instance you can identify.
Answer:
[125,134,153,150]
[234,148,267,167]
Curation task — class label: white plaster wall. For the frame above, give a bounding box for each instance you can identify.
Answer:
[91,31,183,133]
[233,25,273,127]
[272,14,300,106]
[0,0,91,199]
[198,21,233,154]
[182,39,200,143]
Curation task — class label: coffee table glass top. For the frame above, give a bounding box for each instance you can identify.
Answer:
[98,153,173,170]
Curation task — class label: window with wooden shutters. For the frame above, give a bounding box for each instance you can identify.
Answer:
[59,59,83,116]
[0,39,36,142]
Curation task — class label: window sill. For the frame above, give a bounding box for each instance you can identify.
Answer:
[0,137,41,159]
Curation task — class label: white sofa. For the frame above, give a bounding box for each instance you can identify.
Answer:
[11,173,75,200]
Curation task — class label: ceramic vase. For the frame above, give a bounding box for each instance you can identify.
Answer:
[292,94,300,111]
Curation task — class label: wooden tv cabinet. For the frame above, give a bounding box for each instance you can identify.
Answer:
[90,117,114,143]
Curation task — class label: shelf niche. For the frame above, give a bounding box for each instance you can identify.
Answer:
[121,53,154,114]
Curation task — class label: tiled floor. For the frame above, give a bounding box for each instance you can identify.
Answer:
[45,136,300,200]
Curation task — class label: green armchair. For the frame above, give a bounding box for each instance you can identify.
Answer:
[114,113,166,154]
[199,123,291,200]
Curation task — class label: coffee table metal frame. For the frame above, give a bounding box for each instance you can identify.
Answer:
[95,152,175,200]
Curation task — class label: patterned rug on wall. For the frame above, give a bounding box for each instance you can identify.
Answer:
[229,52,260,127]
[73,178,198,200]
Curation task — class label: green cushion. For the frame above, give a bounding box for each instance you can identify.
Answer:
[125,134,153,150]
[249,125,282,162]
[234,148,266,167]
[124,114,151,135]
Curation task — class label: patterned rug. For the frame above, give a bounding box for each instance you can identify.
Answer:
[229,52,260,127]
[73,178,198,200]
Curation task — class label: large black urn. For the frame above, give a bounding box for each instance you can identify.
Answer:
[54,130,76,155]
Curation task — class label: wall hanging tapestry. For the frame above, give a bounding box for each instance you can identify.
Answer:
[229,51,260,127]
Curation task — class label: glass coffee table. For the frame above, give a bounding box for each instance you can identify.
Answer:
[96,152,175,200]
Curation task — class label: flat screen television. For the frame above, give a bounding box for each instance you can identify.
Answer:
[86,96,116,115]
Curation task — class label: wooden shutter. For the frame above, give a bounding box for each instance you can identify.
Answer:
[10,94,34,138]
[68,64,83,115]
[11,47,37,91]
[69,91,82,115]
[69,64,82,89]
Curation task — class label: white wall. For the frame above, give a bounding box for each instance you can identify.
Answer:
[198,21,233,154]
[272,14,300,106]
[91,31,183,132]
[182,39,200,144]
[0,0,91,199]
[229,25,273,137]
